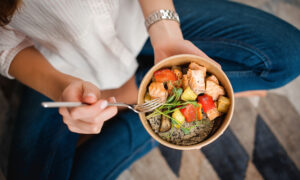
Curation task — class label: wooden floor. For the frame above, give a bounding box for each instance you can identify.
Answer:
[118,1,300,179]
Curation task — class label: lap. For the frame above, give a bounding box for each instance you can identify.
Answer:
[70,110,157,180]
[8,86,156,180]
[8,87,79,180]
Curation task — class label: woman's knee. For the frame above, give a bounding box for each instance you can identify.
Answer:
[261,41,300,89]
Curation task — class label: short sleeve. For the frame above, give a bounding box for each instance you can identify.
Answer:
[0,27,34,79]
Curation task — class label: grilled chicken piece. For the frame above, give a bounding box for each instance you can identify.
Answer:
[187,69,206,95]
[148,82,168,101]
[206,75,219,84]
[189,62,207,75]
[182,75,189,89]
[205,80,225,100]
[207,108,221,121]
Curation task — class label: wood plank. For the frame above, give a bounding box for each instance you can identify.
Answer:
[119,148,178,180]
[230,98,257,157]
[245,162,263,180]
[179,150,219,180]
[117,170,134,180]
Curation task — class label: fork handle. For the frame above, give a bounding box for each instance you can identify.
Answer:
[41,102,83,108]
[41,101,130,108]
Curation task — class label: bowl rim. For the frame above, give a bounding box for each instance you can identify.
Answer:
[137,54,235,150]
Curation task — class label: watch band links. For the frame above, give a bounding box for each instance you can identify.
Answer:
[145,9,180,31]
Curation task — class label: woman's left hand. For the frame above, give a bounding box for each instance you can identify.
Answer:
[148,20,220,68]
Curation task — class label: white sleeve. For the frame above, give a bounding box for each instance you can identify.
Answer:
[0,27,34,79]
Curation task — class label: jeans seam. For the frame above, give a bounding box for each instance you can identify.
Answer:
[196,38,273,78]
[104,137,155,180]
[226,70,257,77]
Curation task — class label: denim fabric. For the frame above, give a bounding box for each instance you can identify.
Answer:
[140,0,300,92]
[8,0,300,180]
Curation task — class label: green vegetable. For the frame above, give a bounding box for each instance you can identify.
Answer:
[147,86,193,134]
[154,108,190,135]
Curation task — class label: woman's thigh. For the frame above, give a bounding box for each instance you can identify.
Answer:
[8,87,79,180]
[70,110,157,180]
[141,0,300,92]
[9,84,156,180]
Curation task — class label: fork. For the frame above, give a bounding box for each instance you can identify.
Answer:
[41,98,164,113]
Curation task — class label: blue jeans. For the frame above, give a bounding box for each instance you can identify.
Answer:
[8,0,300,180]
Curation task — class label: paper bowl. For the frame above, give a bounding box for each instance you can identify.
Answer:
[137,54,234,150]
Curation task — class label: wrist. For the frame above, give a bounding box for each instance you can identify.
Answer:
[148,20,183,48]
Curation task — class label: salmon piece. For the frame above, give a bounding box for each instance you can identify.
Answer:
[187,69,205,95]
[182,75,189,89]
[206,75,219,85]
[189,62,207,75]
[205,80,225,100]
[148,82,168,102]
[207,108,221,121]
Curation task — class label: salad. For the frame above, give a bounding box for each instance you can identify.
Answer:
[145,62,231,146]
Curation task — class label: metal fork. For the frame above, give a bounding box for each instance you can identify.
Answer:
[41,98,164,113]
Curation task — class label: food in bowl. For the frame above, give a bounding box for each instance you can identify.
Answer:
[145,62,231,146]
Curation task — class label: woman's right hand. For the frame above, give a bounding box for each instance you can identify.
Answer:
[58,81,118,134]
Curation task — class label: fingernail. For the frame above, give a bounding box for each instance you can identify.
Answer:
[111,97,116,103]
[100,100,108,109]
[86,93,96,98]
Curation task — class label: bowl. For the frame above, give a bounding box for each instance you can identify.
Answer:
[137,54,235,150]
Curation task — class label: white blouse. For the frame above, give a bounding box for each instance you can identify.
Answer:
[0,0,148,89]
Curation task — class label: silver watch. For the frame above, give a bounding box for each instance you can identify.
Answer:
[145,9,180,31]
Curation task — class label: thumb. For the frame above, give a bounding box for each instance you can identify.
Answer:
[82,81,101,104]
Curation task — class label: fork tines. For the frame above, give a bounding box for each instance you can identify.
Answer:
[136,98,164,113]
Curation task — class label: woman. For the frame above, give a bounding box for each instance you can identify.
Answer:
[1,0,300,179]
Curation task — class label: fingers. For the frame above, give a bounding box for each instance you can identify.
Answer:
[94,97,118,123]
[82,81,101,104]
[173,40,221,69]
[184,40,221,69]
[153,39,222,69]
[68,120,104,134]
[59,96,118,134]
[68,99,108,120]
[61,81,101,103]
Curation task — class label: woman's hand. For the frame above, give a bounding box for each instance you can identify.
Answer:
[148,21,220,68]
[58,81,118,134]
[153,38,212,64]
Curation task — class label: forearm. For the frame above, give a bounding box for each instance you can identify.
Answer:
[9,47,80,101]
[138,0,183,47]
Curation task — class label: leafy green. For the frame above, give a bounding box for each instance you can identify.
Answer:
[154,108,190,135]
[146,85,202,135]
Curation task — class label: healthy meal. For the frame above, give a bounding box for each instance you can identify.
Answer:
[145,62,231,146]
